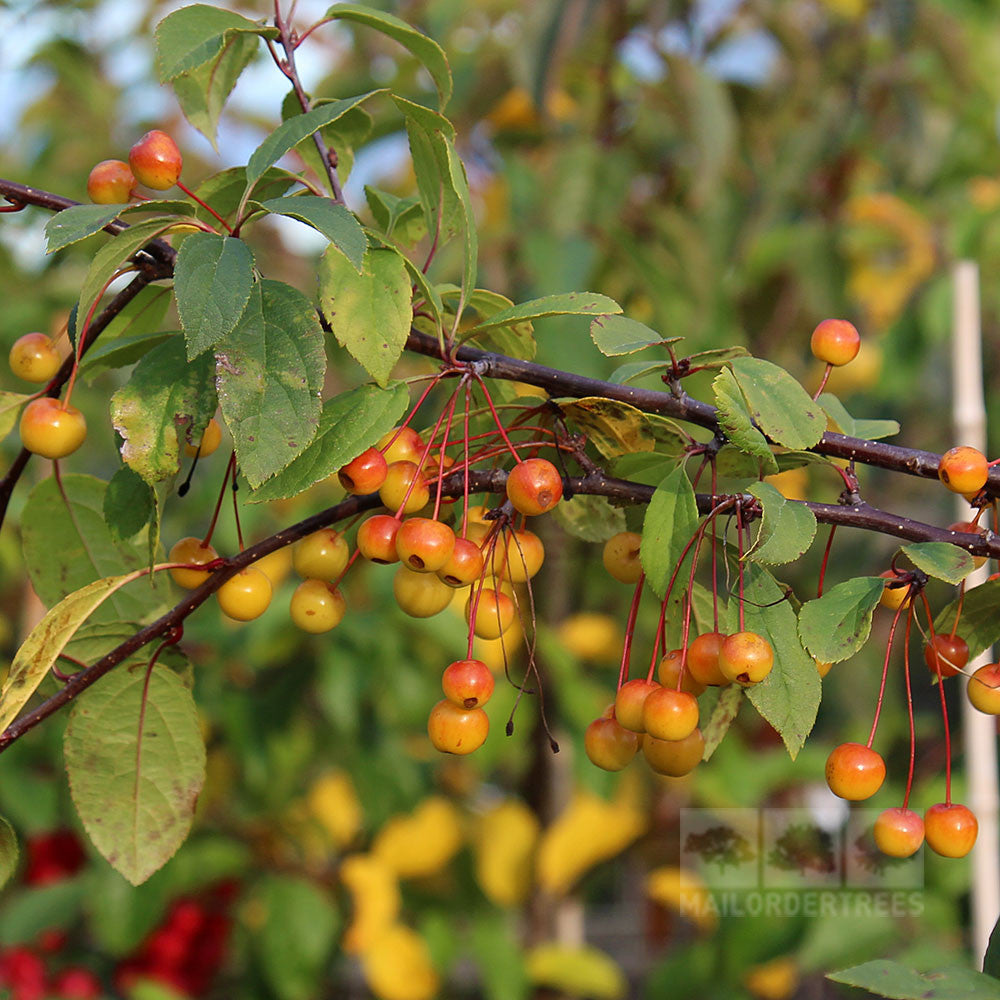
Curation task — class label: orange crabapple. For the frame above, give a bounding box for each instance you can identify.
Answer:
[86,159,136,203]
[290,579,346,633]
[437,537,485,587]
[338,447,388,495]
[938,446,989,496]
[923,634,969,679]
[491,529,544,583]
[9,332,61,383]
[585,716,640,771]
[873,808,924,858]
[810,318,861,367]
[184,417,222,458]
[657,649,707,696]
[393,566,454,618]
[602,531,643,584]
[379,461,429,515]
[377,426,423,465]
[505,458,563,516]
[395,517,456,573]
[967,663,1000,714]
[687,632,729,687]
[642,728,705,777]
[923,803,978,858]
[427,699,489,755]
[19,397,87,459]
[356,515,401,564]
[641,686,700,742]
[718,631,773,686]
[216,567,272,622]
[825,742,885,801]
[168,537,219,589]
[614,678,660,733]
[465,588,516,639]
[947,521,988,569]
[441,658,494,709]
[128,130,183,190]
[878,570,912,610]
[293,528,350,581]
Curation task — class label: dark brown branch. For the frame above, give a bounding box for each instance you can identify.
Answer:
[2,466,995,753]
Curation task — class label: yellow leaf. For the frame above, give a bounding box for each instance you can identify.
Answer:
[557,613,623,664]
[372,796,463,879]
[340,853,400,953]
[308,770,363,848]
[764,468,808,502]
[474,799,540,906]
[361,924,440,1000]
[743,956,799,1000]
[646,865,718,932]
[526,943,626,1000]
[536,790,647,895]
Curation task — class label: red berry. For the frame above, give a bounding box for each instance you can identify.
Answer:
[938,446,989,496]
[924,802,978,858]
[50,968,103,999]
[643,728,705,777]
[810,318,860,367]
[873,807,924,858]
[718,632,773,686]
[442,658,494,708]
[24,830,85,886]
[427,699,488,755]
[436,537,485,587]
[967,663,1000,714]
[614,678,660,733]
[356,515,401,564]
[641,686,699,742]
[584,716,639,771]
[686,632,729,687]
[947,521,988,569]
[19,397,87,459]
[129,130,183,190]
[825,742,885,801]
[923,634,969,679]
[86,159,136,203]
[395,517,455,573]
[338,447,388,495]
[505,458,563,516]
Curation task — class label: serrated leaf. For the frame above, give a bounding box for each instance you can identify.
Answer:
[171,30,260,145]
[441,287,534,360]
[21,474,169,622]
[730,357,826,450]
[643,414,689,456]
[0,569,150,732]
[259,196,366,270]
[746,482,817,565]
[611,452,678,487]
[641,466,700,599]
[742,565,820,759]
[318,245,411,387]
[712,367,778,475]
[111,338,218,485]
[933,580,1000,661]
[901,542,974,585]
[0,819,18,891]
[155,4,274,81]
[45,204,126,253]
[702,686,742,760]
[246,93,381,188]
[65,665,205,885]
[82,332,175,383]
[249,383,409,502]
[553,494,626,542]
[798,577,885,663]
[325,3,452,108]
[364,187,425,242]
[465,293,622,334]
[686,346,749,371]
[94,283,172,342]
[0,392,30,439]
[195,166,298,222]
[818,392,899,441]
[590,315,665,356]
[560,397,654,459]
[104,465,154,542]
[215,280,325,488]
[826,961,1000,999]
[174,233,256,359]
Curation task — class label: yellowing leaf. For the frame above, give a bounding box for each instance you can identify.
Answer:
[371,796,463,879]
[308,771,363,848]
[360,924,440,1000]
[536,790,646,895]
[526,943,627,1000]
[645,866,718,932]
[474,799,540,906]
[340,853,400,953]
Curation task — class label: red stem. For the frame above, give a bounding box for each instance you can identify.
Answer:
[201,452,236,547]
[902,601,917,810]
[616,573,645,691]
[867,596,908,748]
[177,180,233,233]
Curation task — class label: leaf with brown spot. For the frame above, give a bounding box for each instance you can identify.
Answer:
[560,397,655,459]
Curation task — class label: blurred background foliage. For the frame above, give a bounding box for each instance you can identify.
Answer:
[1,0,999,997]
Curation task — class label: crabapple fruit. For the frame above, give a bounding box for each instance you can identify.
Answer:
[427,699,488,755]
[9,332,61,383]
[19,397,87,458]
[129,130,183,190]
[216,567,272,621]
[602,531,643,584]
[938,446,989,496]
[293,528,350,581]
[873,807,924,858]
[505,458,563,516]
[825,742,885,801]
[338,447,388,495]
[442,658,494,708]
[718,631,773,686]
[924,802,978,858]
[643,728,705,777]
[810,318,861,367]
[585,716,639,771]
[87,158,135,203]
[289,579,346,633]
[168,537,219,589]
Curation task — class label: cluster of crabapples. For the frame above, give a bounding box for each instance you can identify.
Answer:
[818,441,999,861]
[8,130,185,460]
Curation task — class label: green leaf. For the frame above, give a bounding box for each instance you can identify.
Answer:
[818,392,900,441]
[0,818,18,891]
[255,876,340,1000]
[45,204,126,253]
[104,465,154,542]
[609,361,668,386]
[827,961,1000,999]
[82,331,175,382]
[441,287,535,360]
[94,283,172,342]
[195,166,298,222]
[174,233,256,359]
[249,383,409,503]
[742,565,820,759]
[364,187,426,244]
[0,568,152,732]
[798,577,885,663]
[171,30,260,146]
[0,882,85,946]
[246,93,382,188]
[901,542,975,585]
[325,3,452,108]
[318,245,411,388]
[643,414,689,456]
[611,452,678,487]
[0,391,30,439]
[686,346,750,371]
[590,315,665,356]
[466,293,622,335]
[259,196,366,270]
[640,466,700,599]
[701,685,742,761]
[560,397,655,459]
[216,280,325,488]
[553,494,626,542]
[729,357,826,451]
[111,337,218,485]
[65,665,206,885]
[155,4,275,81]
[712,367,778,475]
[933,580,1000,661]
[21,474,169,622]
[746,482,817,566]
